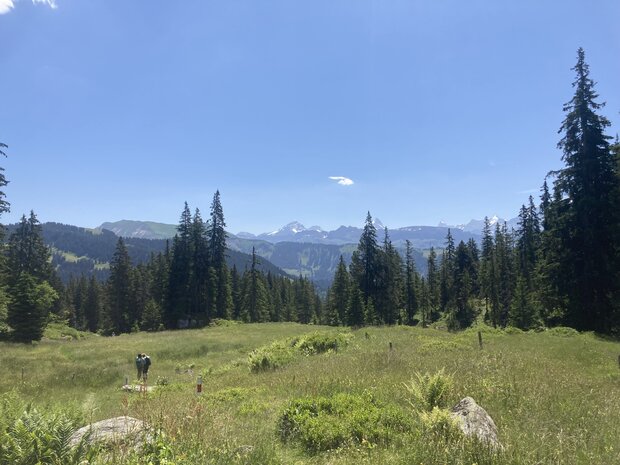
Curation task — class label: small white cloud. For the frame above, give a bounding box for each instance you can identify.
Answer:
[32,0,57,9]
[329,176,354,186]
[0,0,15,15]
[0,0,57,14]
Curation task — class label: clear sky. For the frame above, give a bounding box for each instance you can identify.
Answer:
[1,0,619,234]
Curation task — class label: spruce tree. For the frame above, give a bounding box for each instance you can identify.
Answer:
[106,237,132,334]
[0,143,9,218]
[295,276,315,324]
[141,299,163,331]
[551,48,620,332]
[190,208,210,322]
[240,248,270,322]
[404,240,419,326]
[537,185,570,325]
[7,212,52,284]
[450,241,476,329]
[328,255,350,325]
[376,228,403,325]
[7,273,57,342]
[166,203,193,327]
[6,211,56,341]
[479,217,494,318]
[346,285,365,326]
[350,212,379,305]
[439,229,456,315]
[230,265,242,320]
[209,190,231,319]
[426,247,440,322]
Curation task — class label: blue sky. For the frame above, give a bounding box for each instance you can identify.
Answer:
[1,0,619,234]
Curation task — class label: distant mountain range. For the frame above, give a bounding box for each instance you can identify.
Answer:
[99,216,519,248]
[2,215,521,290]
[91,216,517,290]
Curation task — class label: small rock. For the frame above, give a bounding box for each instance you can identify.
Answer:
[122,384,156,392]
[235,445,255,456]
[450,397,501,449]
[70,416,151,449]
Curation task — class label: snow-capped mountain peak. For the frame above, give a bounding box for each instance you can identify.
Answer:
[267,221,306,236]
[373,218,385,229]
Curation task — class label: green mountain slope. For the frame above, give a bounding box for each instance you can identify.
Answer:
[4,222,288,282]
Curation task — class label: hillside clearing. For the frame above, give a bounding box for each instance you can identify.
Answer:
[1,323,619,464]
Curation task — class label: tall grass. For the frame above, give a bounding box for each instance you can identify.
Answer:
[0,323,618,464]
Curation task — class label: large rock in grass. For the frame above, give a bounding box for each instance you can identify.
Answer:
[450,397,501,449]
[70,416,151,449]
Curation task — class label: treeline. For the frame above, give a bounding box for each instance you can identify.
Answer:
[0,191,322,341]
[324,49,620,334]
[66,195,321,334]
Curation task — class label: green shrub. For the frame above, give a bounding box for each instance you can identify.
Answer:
[547,326,579,337]
[206,387,255,403]
[504,326,524,335]
[419,406,462,441]
[210,319,240,327]
[404,369,454,412]
[248,340,296,372]
[295,331,351,355]
[249,332,351,372]
[278,392,411,453]
[43,322,91,341]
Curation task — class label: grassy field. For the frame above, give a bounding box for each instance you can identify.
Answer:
[1,322,619,464]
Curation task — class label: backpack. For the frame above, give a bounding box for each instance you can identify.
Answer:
[136,356,144,368]
[144,356,151,369]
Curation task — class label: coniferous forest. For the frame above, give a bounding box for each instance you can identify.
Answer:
[0,48,619,342]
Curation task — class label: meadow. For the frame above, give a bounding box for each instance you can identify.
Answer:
[1,322,619,464]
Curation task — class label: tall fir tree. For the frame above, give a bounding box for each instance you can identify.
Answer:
[189,208,210,322]
[439,229,456,315]
[0,143,9,218]
[327,255,350,325]
[426,247,440,322]
[549,48,620,332]
[166,202,193,328]
[7,212,52,284]
[6,211,57,341]
[375,228,403,325]
[240,247,270,322]
[404,240,419,326]
[105,237,133,334]
[7,273,57,342]
[209,190,231,319]
[346,285,365,327]
[350,212,379,305]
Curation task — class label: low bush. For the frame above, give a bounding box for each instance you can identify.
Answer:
[504,326,525,335]
[547,326,580,337]
[404,369,453,412]
[278,392,411,453]
[249,331,351,372]
[248,339,296,372]
[295,331,351,355]
[418,406,462,441]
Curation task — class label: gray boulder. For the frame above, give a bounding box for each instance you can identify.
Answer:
[450,397,501,449]
[70,416,151,449]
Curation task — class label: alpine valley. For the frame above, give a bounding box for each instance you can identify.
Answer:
[10,217,517,290]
